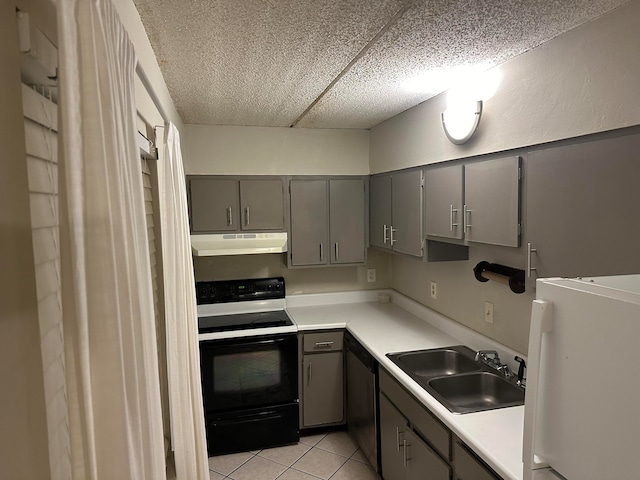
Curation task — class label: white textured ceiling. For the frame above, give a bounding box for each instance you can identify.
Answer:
[133,0,627,129]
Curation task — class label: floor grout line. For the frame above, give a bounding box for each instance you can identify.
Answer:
[209,431,380,480]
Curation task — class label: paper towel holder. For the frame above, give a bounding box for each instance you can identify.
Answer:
[473,261,525,294]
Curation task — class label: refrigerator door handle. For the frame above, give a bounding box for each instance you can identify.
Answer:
[523,300,554,472]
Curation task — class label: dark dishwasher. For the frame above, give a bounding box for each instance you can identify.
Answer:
[345,331,380,472]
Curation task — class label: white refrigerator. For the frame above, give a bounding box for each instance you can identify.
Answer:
[523,275,640,480]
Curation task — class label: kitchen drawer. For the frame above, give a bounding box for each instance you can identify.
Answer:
[453,439,501,480]
[380,369,451,460]
[303,331,344,352]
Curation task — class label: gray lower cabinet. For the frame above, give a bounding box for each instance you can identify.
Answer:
[464,156,521,247]
[188,176,285,233]
[379,394,450,480]
[290,177,366,267]
[425,164,464,240]
[301,331,344,428]
[453,439,500,480]
[370,170,423,257]
[380,368,502,480]
[524,132,640,284]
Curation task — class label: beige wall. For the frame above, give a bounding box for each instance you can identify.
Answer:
[183,125,370,175]
[371,1,640,354]
[1,2,51,477]
[370,0,640,173]
[194,248,391,294]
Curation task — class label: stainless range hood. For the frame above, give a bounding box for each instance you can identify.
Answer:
[191,232,288,257]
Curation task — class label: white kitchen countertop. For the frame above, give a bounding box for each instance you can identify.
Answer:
[286,289,525,480]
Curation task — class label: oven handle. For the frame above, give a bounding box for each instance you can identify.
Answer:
[211,410,283,426]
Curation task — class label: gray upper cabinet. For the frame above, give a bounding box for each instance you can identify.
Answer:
[464,156,521,247]
[239,179,284,231]
[290,179,328,266]
[369,175,392,250]
[290,177,366,267]
[524,132,640,282]
[188,176,285,233]
[189,177,238,232]
[425,164,464,240]
[330,179,366,264]
[370,170,423,257]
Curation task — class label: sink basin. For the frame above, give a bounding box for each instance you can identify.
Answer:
[390,348,481,378]
[427,371,525,414]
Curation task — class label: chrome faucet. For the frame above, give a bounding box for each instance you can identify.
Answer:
[475,350,513,378]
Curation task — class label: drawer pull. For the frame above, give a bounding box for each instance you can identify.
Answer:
[403,439,408,467]
[314,341,334,349]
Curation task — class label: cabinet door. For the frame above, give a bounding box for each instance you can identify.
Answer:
[302,352,344,427]
[239,179,284,231]
[379,394,407,480]
[392,170,424,257]
[453,441,500,480]
[464,156,520,247]
[425,164,464,240]
[525,133,640,282]
[370,175,393,250]
[290,180,328,266]
[189,178,238,232]
[329,179,365,264]
[405,429,451,480]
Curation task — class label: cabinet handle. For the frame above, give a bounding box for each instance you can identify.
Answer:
[319,243,324,261]
[314,341,334,349]
[245,206,250,226]
[463,204,472,232]
[383,225,389,244]
[396,426,402,453]
[227,207,233,226]
[450,204,459,231]
[307,362,312,386]
[335,243,339,260]
[403,439,408,467]
[390,227,397,245]
[527,242,538,278]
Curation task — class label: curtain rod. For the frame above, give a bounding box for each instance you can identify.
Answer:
[135,61,169,125]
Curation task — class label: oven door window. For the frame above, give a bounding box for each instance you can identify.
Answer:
[200,334,298,413]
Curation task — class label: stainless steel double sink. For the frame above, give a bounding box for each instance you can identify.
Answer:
[386,345,524,414]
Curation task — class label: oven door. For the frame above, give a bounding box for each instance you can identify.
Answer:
[199,333,298,414]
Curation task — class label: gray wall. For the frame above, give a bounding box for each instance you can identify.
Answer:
[371,1,640,354]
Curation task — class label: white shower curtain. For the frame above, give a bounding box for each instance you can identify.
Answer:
[57,0,166,478]
[161,124,209,480]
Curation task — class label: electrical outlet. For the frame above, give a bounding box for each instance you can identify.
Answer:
[484,301,494,324]
[367,269,376,283]
[430,281,437,299]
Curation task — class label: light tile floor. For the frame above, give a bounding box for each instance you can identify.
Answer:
[208,431,380,480]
